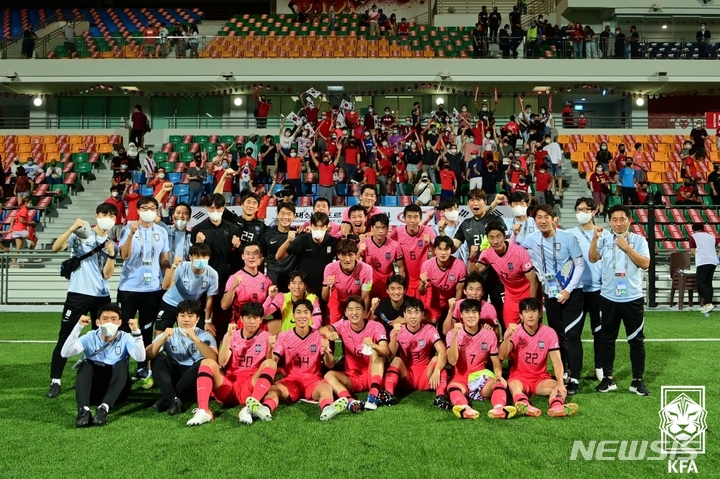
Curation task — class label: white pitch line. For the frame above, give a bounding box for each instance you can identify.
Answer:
[0,338,720,344]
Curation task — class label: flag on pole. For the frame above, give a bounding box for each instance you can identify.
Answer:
[494,87,498,104]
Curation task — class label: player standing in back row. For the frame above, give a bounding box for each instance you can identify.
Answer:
[389,205,436,299]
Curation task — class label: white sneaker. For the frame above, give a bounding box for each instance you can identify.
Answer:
[238,406,253,425]
[595,368,604,381]
[704,304,715,313]
[364,400,378,411]
[246,397,272,422]
[186,408,213,426]
[320,397,348,421]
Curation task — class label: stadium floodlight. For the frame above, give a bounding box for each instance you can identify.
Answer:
[636,98,645,107]
[233,97,243,106]
[33,97,43,106]
[435,98,444,105]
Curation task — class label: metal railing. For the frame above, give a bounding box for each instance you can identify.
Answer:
[1,15,86,59]
[0,117,126,130]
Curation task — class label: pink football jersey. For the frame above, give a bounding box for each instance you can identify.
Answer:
[508,324,560,378]
[446,327,498,377]
[478,242,534,299]
[226,329,270,379]
[342,205,384,222]
[273,328,324,379]
[323,260,373,302]
[333,319,388,371]
[451,299,499,327]
[389,225,436,283]
[420,257,467,308]
[225,269,274,323]
[395,323,442,368]
[361,237,404,283]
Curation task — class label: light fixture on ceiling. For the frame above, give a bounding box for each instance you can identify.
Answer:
[121,86,139,91]
[33,97,43,106]
[581,98,586,101]
[636,97,645,106]
[435,97,444,105]
[327,86,344,91]
[221,72,234,80]
[662,25,668,29]
[233,97,243,106]
[532,86,551,92]
[6,71,18,80]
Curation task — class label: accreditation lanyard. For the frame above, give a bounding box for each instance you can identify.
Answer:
[137,226,157,265]
[540,235,558,277]
[611,235,629,275]
[577,227,592,243]
[170,230,189,260]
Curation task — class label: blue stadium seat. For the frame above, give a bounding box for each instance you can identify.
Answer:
[141,185,154,196]
[382,196,398,206]
[346,196,360,206]
[173,185,189,196]
[337,184,348,196]
[131,171,146,184]
[167,173,182,184]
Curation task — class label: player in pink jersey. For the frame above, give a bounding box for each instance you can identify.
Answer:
[381,298,451,409]
[474,220,538,329]
[322,239,373,324]
[419,236,467,324]
[321,296,390,411]
[344,205,371,238]
[359,214,406,300]
[499,298,579,418]
[389,204,436,299]
[221,242,283,328]
[443,273,500,335]
[341,184,383,235]
[446,299,515,420]
[247,300,351,422]
[189,303,278,426]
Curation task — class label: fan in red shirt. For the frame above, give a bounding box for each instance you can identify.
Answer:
[344,108,359,128]
[439,164,457,200]
[504,117,520,136]
[361,163,378,187]
[123,185,142,221]
[683,154,698,180]
[676,179,702,205]
[512,175,531,194]
[254,89,272,128]
[379,108,397,129]
[534,165,554,197]
[142,25,159,57]
[147,167,173,203]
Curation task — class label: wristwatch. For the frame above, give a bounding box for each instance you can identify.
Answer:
[204,319,213,324]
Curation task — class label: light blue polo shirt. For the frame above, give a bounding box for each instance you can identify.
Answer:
[78,330,137,366]
[67,232,116,297]
[159,223,192,261]
[570,226,609,293]
[162,262,220,307]
[504,217,538,244]
[118,224,169,292]
[520,229,584,292]
[153,327,217,367]
[597,232,649,302]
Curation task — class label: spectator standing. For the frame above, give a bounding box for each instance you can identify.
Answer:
[690,121,709,160]
[628,25,640,58]
[589,205,650,396]
[21,25,38,59]
[599,25,611,58]
[130,105,150,147]
[47,205,119,398]
[707,163,720,205]
[509,6,521,30]
[584,26,598,59]
[561,101,574,128]
[187,156,206,206]
[690,223,719,313]
[62,21,76,55]
[542,135,563,198]
[697,23,711,58]
[488,7,501,44]
[143,23,159,58]
[472,23,487,58]
[253,88,272,128]
[526,21,540,58]
[614,27,626,58]
[368,5,380,36]
[478,6,488,29]
[571,23,584,59]
[158,22,169,57]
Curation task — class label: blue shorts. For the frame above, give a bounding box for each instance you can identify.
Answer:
[549,164,562,178]
[406,164,420,173]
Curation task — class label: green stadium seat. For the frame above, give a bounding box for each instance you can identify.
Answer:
[180,152,195,163]
[73,153,89,163]
[168,135,183,143]
[153,152,168,163]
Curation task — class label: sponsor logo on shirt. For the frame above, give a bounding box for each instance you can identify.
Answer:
[538,341,545,350]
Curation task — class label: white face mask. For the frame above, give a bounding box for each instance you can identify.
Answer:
[175,219,188,230]
[99,322,119,338]
[208,211,223,222]
[139,210,157,223]
[216,149,224,155]
[444,210,459,222]
[576,212,593,225]
[311,229,326,240]
[111,192,118,198]
[157,173,165,179]
[290,152,297,157]
[96,217,115,231]
[512,206,527,217]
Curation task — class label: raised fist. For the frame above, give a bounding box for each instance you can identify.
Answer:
[78,315,91,327]
[164,328,175,338]
[195,231,206,243]
[128,318,140,333]
[227,323,238,335]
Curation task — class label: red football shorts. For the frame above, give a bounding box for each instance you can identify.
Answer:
[404,363,432,391]
[277,376,325,401]
[345,367,372,393]
[213,374,254,407]
[509,373,553,396]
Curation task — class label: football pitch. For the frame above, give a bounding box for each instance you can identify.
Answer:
[0,311,718,479]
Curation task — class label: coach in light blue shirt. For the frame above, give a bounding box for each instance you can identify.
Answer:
[589,204,651,397]
[118,196,170,380]
[47,203,119,400]
[158,202,193,261]
[516,203,586,395]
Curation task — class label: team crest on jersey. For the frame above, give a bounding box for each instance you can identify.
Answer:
[538,341,545,350]
[386,252,392,259]
[355,279,361,285]
[202,281,208,289]
[115,346,121,355]
[255,344,261,353]
[418,339,426,348]
[554,243,561,251]
[508,263,514,271]
[529,227,535,233]
[449,274,455,282]
[310,344,317,353]
[481,342,488,351]
[154,234,160,241]
[260,283,265,291]
[255,225,261,232]
[417,240,424,248]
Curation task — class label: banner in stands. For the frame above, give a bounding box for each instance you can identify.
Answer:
[188,206,512,230]
[706,112,719,129]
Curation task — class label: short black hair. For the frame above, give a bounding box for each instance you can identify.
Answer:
[401,297,425,315]
[313,197,330,208]
[336,238,359,255]
[177,299,203,317]
[288,270,307,283]
[437,198,458,211]
[403,204,423,217]
[509,191,529,204]
[348,205,367,217]
[519,297,541,312]
[175,202,192,216]
[360,184,377,196]
[278,201,296,214]
[241,241,263,255]
[97,302,122,318]
[241,192,260,204]
[96,203,118,216]
[344,295,364,310]
[207,193,226,209]
[386,274,406,289]
[310,212,329,227]
[464,273,484,288]
[692,223,705,232]
[137,196,159,210]
[369,213,389,228]
[189,243,211,257]
[575,197,597,210]
[293,299,314,313]
[460,299,481,314]
[485,219,507,236]
[433,235,454,249]
[240,302,265,319]
[607,204,631,219]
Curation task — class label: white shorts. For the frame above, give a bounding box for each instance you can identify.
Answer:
[11,230,29,239]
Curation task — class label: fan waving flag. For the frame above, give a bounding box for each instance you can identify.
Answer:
[340,99,354,110]
[286,112,303,126]
[305,87,322,98]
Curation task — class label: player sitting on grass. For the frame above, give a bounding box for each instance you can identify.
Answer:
[381,297,451,409]
[443,273,499,335]
[146,300,218,417]
[320,296,390,411]
[446,299,515,420]
[247,300,350,422]
[499,298,579,418]
[189,302,278,426]
[60,303,144,428]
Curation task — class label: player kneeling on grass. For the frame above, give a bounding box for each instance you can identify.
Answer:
[499,298,578,418]
[189,302,278,426]
[320,296,390,411]
[60,303,145,428]
[443,273,499,336]
[247,300,350,422]
[146,300,218,417]
[382,297,451,408]
[447,299,515,420]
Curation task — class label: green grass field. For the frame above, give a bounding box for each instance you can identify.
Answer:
[0,311,718,479]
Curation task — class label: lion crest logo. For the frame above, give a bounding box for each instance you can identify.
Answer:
[659,393,707,450]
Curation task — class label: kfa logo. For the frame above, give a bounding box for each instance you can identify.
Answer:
[481,342,488,351]
[417,240,424,248]
[386,252,392,260]
[115,346,121,355]
[508,262,514,271]
[449,274,455,282]
[260,283,265,291]
[660,386,706,474]
[418,339,425,348]
[355,279,361,285]
[538,341,545,350]
[254,344,261,353]
[310,344,317,353]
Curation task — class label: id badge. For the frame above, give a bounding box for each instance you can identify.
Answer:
[546,278,560,296]
[615,280,628,298]
[141,266,153,285]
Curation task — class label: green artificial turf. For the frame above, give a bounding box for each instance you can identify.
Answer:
[0,311,718,479]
